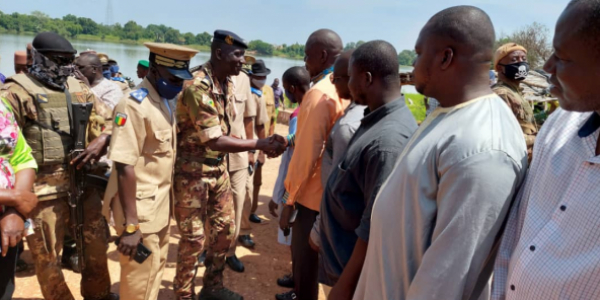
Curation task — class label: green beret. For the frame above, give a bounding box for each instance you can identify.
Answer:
[138,60,150,68]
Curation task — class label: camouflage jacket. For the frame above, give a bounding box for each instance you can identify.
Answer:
[0,75,112,200]
[493,80,538,148]
[176,62,235,175]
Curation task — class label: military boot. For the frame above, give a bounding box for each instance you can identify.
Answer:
[61,244,81,273]
[198,287,243,300]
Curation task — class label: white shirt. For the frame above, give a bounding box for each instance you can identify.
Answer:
[492,109,600,300]
[353,94,527,300]
[91,78,124,110]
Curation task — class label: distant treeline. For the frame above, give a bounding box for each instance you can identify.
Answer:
[0,10,421,63]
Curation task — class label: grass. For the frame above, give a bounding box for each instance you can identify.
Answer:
[404,93,426,123]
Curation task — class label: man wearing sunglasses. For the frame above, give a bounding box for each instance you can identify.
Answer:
[0,32,118,300]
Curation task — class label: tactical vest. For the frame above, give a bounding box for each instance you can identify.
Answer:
[8,74,85,166]
[493,81,538,135]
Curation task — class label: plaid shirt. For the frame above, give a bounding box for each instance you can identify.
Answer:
[492,109,600,300]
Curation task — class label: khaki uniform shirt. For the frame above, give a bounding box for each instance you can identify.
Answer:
[0,75,112,200]
[229,73,252,172]
[262,85,276,134]
[492,80,538,150]
[103,78,176,234]
[251,89,269,137]
[175,62,234,178]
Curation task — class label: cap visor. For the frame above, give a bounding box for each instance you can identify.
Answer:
[168,68,194,80]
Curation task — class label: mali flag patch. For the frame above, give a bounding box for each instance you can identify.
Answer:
[114,112,128,126]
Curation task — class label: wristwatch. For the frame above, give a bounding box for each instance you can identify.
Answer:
[125,223,140,234]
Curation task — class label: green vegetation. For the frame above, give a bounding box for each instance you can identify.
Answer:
[404,93,426,122]
[398,50,417,67]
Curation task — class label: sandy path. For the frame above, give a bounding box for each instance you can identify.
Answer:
[13,123,328,300]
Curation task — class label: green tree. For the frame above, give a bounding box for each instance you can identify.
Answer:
[397,49,416,66]
[248,40,274,55]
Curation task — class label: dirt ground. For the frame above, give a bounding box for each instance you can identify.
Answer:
[13,123,328,300]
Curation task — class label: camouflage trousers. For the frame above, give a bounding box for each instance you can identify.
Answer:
[173,168,235,297]
[26,190,111,300]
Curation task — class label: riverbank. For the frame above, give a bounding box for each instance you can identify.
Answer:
[0,31,302,60]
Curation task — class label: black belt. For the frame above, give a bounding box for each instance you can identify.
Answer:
[180,155,227,166]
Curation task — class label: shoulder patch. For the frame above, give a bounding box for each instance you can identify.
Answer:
[111,77,126,83]
[36,94,48,103]
[130,88,148,103]
[114,112,128,126]
[199,77,211,91]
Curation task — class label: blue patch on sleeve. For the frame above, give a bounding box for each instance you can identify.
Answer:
[251,87,263,97]
[111,77,126,82]
[130,88,148,102]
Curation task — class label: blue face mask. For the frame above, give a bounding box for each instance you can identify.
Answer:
[285,90,296,103]
[110,65,120,74]
[102,70,111,79]
[156,78,183,99]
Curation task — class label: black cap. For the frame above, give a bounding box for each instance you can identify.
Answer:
[213,30,248,49]
[32,32,77,54]
[251,60,271,77]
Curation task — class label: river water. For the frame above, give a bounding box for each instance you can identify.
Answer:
[0,33,416,93]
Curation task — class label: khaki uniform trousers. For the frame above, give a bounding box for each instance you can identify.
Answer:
[118,225,169,300]
[227,168,252,256]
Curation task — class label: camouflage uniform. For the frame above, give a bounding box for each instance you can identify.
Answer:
[173,62,236,298]
[492,79,538,161]
[0,74,113,300]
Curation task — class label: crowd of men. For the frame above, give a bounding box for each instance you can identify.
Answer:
[1,1,600,300]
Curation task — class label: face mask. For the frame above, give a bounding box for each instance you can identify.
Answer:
[110,65,120,75]
[29,48,74,90]
[285,90,296,103]
[252,78,266,89]
[156,78,183,99]
[103,70,112,79]
[501,62,529,81]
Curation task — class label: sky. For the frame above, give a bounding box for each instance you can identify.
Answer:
[0,0,567,51]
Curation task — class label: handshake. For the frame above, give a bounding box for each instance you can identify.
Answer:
[260,134,288,158]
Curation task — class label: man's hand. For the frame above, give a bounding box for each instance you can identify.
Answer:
[262,134,287,158]
[73,69,91,87]
[279,205,294,231]
[0,210,25,257]
[70,134,110,170]
[11,189,38,218]
[268,199,279,217]
[117,230,142,258]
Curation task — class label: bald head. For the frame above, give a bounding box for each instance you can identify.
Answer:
[76,53,103,85]
[78,52,101,66]
[304,29,343,78]
[351,40,399,84]
[423,5,495,61]
[567,0,600,53]
[283,66,310,88]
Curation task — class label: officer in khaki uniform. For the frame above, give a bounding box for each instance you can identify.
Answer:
[225,58,255,273]
[0,32,117,300]
[173,30,286,300]
[102,43,198,300]
[492,43,538,161]
[246,60,271,223]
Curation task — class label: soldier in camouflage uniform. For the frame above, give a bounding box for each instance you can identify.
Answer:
[493,43,538,162]
[0,32,117,300]
[174,30,287,300]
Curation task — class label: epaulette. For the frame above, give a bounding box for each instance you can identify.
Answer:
[130,88,148,103]
[251,87,263,97]
[111,77,126,83]
[199,75,211,91]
